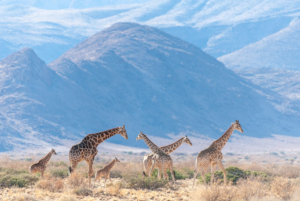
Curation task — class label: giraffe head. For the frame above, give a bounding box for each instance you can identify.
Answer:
[118,125,128,139]
[51,149,57,155]
[183,135,192,146]
[115,157,120,163]
[136,131,145,141]
[233,120,243,133]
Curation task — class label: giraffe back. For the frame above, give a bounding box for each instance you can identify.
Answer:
[29,162,44,174]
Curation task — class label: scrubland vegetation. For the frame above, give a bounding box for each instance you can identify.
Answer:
[0,152,300,201]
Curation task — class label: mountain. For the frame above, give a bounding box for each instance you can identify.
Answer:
[0,48,102,151]
[1,0,300,67]
[234,68,300,102]
[219,18,300,71]
[1,22,300,152]
[49,23,300,140]
[0,0,150,9]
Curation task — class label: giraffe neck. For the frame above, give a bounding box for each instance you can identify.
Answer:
[39,151,53,165]
[160,137,185,154]
[106,159,116,170]
[83,127,119,147]
[212,124,235,151]
[141,134,164,154]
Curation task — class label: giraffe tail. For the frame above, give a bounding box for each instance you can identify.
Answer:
[173,170,176,181]
[143,171,147,177]
[69,167,73,174]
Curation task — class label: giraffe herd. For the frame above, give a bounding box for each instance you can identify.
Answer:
[29,120,243,188]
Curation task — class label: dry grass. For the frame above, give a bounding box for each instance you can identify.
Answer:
[0,153,300,200]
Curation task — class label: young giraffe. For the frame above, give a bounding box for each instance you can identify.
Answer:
[95,157,120,187]
[143,136,192,177]
[192,120,243,188]
[29,149,57,178]
[69,125,128,187]
[136,132,175,183]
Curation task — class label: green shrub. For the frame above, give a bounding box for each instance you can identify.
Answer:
[150,169,187,180]
[182,168,195,179]
[51,161,68,167]
[198,166,269,184]
[110,171,122,178]
[0,169,39,187]
[124,175,168,189]
[51,169,69,178]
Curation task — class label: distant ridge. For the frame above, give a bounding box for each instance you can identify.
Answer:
[0,22,300,151]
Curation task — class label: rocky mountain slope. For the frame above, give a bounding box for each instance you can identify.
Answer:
[1,0,300,67]
[0,22,299,151]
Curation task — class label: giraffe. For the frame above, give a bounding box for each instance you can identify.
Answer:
[192,120,243,188]
[95,157,120,187]
[29,149,57,178]
[69,125,128,187]
[143,136,192,177]
[136,132,175,183]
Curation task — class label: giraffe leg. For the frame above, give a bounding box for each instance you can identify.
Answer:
[157,168,161,179]
[41,171,44,179]
[87,159,95,188]
[150,165,156,178]
[211,163,216,185]
[169,164,175,184]
[192,159,200,188]
[149,159,156,178]
[163,168,168,180]
[218,161,227,186]
[143,157,151,177]
[104,175,107,188]
[109,172,112,182]
[201,167,207,186]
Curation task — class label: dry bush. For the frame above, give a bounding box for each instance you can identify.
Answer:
[73,186,93,196]
[65,173,86,188]
[58,195,77,201]
[15,194,37,201]
[236,178,268,200]
[191,183,237,201]
[270,177,296,200]
[122,173,168,190]
[36,175,64,192]
[106,181,123,196]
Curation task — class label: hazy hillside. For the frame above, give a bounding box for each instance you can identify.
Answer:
[1,0,300,66]
[1,22,300,152]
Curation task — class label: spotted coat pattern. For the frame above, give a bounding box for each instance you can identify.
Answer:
[95,157,120,187]
[192,120,243,187]
[143,136,192,177]
[29,149,57,178]
[137,132,175,183]
[69,125,128,187]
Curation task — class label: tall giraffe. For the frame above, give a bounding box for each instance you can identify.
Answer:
[95,157,120,187]
[143,136,192,177]
[29,149,57,178]
[69,125,128,187]
[136,132,175,183]
[192,120,243,187]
